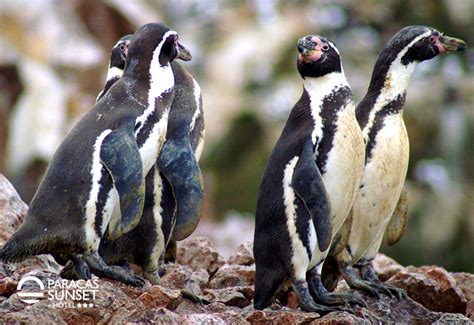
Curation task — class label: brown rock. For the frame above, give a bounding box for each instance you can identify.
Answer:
[209,264,255,289]
[186,268,210,295]
[161,263,193,289]
[174,298,207,315]
[129,307,181,323]
[203,287,251,308]
[177,237,225,275]
[373,253,403,281]
[56,279,146,323]
[0,277,17,297]
[313,311,366,324]
[388,265,467,314]
[247,309,321,324]
[180,313,227,323]
[0,174,28,244]
[0,175,60,274]
[137,285,182,310]
[228,242,254,266]
[453,272,474,320]
[206,301,228,313]
[214,310,249,324]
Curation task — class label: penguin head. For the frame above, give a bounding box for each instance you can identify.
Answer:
[381,26,467,66]
[296,35,342,78]
[124,23,192,77]
[109,34,133,70]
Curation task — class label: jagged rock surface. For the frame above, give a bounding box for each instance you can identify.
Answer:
[0,175,472,323]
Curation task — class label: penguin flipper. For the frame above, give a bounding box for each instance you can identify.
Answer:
[158,138,204,241]
[385,185,408,246]
[292,139,332,251]
[100,126,145,239]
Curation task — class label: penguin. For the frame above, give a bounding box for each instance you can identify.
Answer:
[323,26,467,298]
[61,34,204,284]
[96,34,134,102]
[96,33,204,248]
[99,34,204,283]
[0,22,188,287]
[253,35,365,313]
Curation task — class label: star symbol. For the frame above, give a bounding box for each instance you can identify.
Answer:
[77,303,82,308]
[89,303,94,308]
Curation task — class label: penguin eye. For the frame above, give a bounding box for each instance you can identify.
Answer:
[119,44,125,51]
[322,44,329,52]
[429,36,436,43]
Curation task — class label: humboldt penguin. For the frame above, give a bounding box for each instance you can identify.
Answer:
[99,35,204,283]
[324,26,467,298]
[63,33,203,283]
[254,35,365,312]
[0,23,188,286]
[96,34,134,102]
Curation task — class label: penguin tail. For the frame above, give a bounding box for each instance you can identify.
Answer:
[0,224,42,263]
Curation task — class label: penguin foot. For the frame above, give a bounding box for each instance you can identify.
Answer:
[59,257,91,280]
[307,270,366,307]
[84,253,145,287]
[143,269,161,285]
[72,256,92,280]
[368,281,407,299]
[359,263,407,299]
[181,288,210,305]
[293,280,346,314]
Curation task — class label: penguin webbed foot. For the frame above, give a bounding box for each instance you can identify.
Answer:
[307,273,366,307]
[84,253,145,287]
[293,280,347,314]
[143,269,161,285]
[359,263,407,299]
[59,257,91,280]
[181,288,210,305]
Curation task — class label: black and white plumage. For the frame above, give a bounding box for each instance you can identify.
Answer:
[253,35,364,312]
[0,23,186,287]
[324,26,467,298]
[78,33,203,284]
[96,34,133,102]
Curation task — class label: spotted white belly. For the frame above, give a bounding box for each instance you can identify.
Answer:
[349,114,409,263]
[322,104,365,239]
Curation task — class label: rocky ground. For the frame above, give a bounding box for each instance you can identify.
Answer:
[0,174,472,323]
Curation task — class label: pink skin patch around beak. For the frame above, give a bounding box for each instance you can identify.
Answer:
[300,36,327,63]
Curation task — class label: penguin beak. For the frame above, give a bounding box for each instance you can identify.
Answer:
[297,37,324,63]
[437,35,467,53]
[177,42,192,61]
[297,38,316,57]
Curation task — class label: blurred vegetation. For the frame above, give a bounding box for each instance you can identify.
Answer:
[0,0,472,272]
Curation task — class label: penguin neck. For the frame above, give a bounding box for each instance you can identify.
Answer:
[302,72,349,117]
[302,71,349,98]
[357,55,416,131]
[105,66,124,82]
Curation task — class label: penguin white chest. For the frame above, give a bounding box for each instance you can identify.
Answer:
[321,104,365,235]
[349,114,409,262]
[138,109,170,174]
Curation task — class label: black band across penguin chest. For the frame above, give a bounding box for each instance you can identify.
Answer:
[313,86,353,173]
[364,93,406,163]
[135,91,173,148]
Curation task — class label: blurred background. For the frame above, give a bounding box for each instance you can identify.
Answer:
[0,0,472,272]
